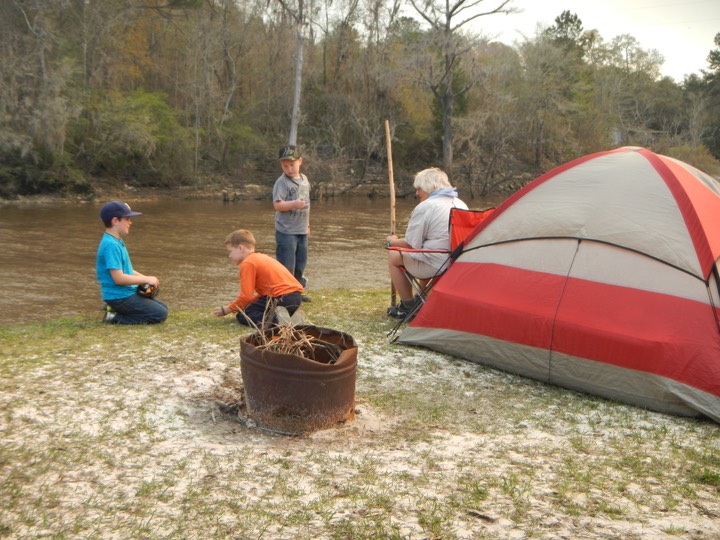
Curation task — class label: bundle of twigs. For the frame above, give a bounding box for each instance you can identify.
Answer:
[240,298,342,364]
[257,326,342,364]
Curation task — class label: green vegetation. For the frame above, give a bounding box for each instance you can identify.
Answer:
[1,2,719,199]
[1,288,719,539]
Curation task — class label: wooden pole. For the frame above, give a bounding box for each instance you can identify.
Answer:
[385,119,397,307]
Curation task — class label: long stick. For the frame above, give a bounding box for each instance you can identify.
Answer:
[385,119,397,307]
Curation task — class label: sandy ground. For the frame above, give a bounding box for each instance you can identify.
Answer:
[1,317,719,539]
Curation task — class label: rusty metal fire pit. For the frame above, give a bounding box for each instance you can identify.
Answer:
[240,325,357,435]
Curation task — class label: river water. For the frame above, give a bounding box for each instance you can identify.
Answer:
[0,195,501,325]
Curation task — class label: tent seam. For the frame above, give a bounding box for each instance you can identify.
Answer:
[547,239,581,383]
[463,237,706,283]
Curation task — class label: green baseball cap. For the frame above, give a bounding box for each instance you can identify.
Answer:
[278,145,301,161]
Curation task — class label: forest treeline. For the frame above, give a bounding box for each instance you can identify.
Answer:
[1,0,719,199]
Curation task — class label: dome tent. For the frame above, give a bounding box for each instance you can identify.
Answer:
[399,147,720,422]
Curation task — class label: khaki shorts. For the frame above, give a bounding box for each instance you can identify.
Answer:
[401,253,444,280]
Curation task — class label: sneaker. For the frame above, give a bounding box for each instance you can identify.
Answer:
[387,296,423,319]
[290,307,307,325]
[101,304,116,323]
[387,305,410,319]
[275,306,308,326]
[275,306,292,326]
[300,276,310,302]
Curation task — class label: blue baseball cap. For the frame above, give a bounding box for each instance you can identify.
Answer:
[100,201,142,222]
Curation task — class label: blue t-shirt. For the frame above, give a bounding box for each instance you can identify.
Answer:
[96,232,137,301]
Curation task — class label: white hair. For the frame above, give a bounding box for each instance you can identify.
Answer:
[413,167,452,193]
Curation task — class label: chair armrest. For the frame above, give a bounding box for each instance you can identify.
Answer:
[386,246,450,254]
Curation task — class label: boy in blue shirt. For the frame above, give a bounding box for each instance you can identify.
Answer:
[95,201,168,324]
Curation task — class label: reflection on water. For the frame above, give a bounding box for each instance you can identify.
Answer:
[0,195,499,324]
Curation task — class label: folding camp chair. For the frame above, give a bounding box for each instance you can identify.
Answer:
[386,206,495,340]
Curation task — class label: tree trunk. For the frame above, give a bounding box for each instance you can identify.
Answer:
[289,0,304,146]
[443,92,454,180]
[442,43,454,180]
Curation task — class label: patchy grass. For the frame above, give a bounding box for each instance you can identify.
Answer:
[0,288,718,539]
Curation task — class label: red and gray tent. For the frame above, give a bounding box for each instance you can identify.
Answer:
[400,147,720,422]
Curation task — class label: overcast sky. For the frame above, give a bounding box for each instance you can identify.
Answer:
[479,0,719,81]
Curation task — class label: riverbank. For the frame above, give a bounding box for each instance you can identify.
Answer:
[1,288,718,539]
[0,167,404,207]
[0,180,275,207]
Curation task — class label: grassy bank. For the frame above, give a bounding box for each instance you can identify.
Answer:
[1,288,719,539]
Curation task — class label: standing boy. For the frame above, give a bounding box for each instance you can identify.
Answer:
[273,145,311,301]
[213,229,303,326]
[96,201,169,324]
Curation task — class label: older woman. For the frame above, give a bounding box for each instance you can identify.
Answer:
[386,167,468,318]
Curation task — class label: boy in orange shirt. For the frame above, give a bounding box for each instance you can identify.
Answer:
[213,229,304,326]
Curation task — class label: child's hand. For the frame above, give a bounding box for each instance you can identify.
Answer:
[295,199,306,209]
[213,306,229,317]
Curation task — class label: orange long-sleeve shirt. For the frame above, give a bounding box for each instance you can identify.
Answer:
[229,252,303,311]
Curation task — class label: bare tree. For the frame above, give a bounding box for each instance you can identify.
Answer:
[276,0,307,146]
[407,0,516,178]
[686,90,708,149]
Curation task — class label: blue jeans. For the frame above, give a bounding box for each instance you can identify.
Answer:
[106,293,169,325]
[275,231,308,286]
[236,292,302,327]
